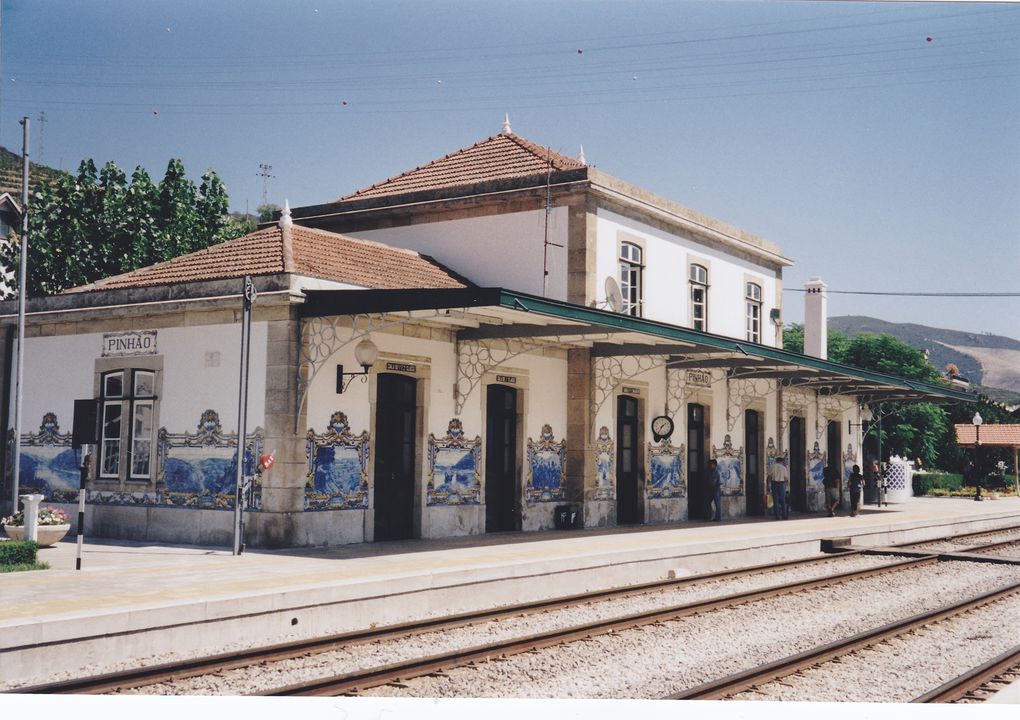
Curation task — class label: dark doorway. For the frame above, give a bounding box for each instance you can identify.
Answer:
[485,384,518,533]
[789,416,807,512]
[745,410,764,515]
[616,395,641,524]
[827,419,842,506]
[687,403,711,520]
[373,373,417,541]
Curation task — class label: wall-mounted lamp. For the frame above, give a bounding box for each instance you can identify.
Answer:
[336,337,379,393]
[848,404,873,433]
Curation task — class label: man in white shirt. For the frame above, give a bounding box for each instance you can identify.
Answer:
[769,456,790,520]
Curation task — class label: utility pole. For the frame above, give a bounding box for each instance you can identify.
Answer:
[11,116,29,513]
[257,163,274,207]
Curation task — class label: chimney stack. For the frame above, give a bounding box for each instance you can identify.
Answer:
[804,277,827,360]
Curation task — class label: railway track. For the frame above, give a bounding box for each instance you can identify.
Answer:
[912,644,1020,703]
[16,551,914,695]
[667,580,1020,701]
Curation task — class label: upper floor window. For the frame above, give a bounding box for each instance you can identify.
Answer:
[745,282,762,343]
[619,242,643,317]
[689,264,708,331]
[100,368,157,480]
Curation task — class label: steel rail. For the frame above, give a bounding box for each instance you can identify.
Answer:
[11,550,868,695]
[912,644,1020,703]
[268,556,935,697]
[667,579,1020,700]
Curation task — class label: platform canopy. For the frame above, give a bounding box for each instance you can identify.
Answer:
[299,287,974,405]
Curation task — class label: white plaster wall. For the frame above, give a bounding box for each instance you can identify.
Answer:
[348,208,569,298]
[19,335,97,431]
[17,324,266,436]
[594,209,778,344]
[158,323,267,433]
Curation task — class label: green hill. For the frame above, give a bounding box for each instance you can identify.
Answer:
[828,316,1020,405]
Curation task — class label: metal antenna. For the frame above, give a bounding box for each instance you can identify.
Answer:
[36,111,46,163]
[256,163,275,206]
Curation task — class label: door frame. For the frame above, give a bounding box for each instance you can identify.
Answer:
[483,379,524,532]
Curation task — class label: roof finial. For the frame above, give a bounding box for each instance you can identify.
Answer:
[279,199,293,229]
[578,144,586,165]
[501,113,512,135]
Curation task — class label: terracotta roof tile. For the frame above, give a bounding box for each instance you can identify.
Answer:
[339,132,585,201]
[65,225,470,293]
[954,424,1020,447]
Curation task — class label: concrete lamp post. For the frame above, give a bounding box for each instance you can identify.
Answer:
[973,412,983,501]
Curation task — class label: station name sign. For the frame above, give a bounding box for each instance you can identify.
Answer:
[102,330,157,357]
[386,362,417,373]
[685,369,712,387]
[495,374,517,385]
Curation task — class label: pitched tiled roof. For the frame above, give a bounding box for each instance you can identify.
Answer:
[339,132,586,201]
[955,424,1020,447]
[65,225,471,293]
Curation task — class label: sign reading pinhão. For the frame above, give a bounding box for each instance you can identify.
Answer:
[102,330,157,357]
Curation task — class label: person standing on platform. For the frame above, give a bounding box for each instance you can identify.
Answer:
[848,464,864,517]
[709,458,722,521]
[769,457,790,520]
[823,465,841,517]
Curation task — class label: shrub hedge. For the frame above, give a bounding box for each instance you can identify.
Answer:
[0,539,38,565]
[912,472,963,496]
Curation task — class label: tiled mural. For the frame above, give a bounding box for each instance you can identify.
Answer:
[842,443,856,483]
[807,441,826,493]
[593,426,614,501]
[305,411,369,510]
[711,434,744,496]
[526,424,565,503]
[9,413,80,503]
[427,419,481,505]
[647,439,685,498]
[157,410,264,510]
[9,410,262,509]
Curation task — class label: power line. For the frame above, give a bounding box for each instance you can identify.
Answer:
[256,163,274,206]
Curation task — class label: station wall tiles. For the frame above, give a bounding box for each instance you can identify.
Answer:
[807,442,827,511]
[305,411,369,510]
[593,426,615,501]
[712,434,745,496]
[9,412,80,503]
[157,409,264,510]
[647,439,685,499]
[842,443,856,483]
[526,424,566,503]
[427,418,481,506]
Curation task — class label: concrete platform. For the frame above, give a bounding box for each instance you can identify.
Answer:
[3,496,1019,690]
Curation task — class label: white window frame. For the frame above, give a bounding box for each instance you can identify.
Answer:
[619,242,644,317]
[689,264,709,332]
[745,282,762,343]
[98,366,158,482]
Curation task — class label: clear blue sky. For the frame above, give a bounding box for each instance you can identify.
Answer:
[1,0,1018,339]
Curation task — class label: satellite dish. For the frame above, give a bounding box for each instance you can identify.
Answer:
[604,276,623,313]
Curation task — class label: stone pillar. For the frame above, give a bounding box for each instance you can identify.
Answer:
[20,493,45,542]
[257,310,304,547]
[565,348,592,514]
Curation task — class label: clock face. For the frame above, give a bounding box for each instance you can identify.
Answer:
[652,415,674,439]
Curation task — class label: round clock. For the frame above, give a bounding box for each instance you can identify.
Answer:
[651,415,674,442]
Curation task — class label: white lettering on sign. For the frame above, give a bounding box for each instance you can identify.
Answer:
[102,330,157,357]
[621,386,641,395]
[685,370,712,387]
[386,362,417,373]
[495,375,517,385]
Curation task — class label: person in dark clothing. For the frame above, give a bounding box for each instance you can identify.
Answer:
[823,465,841,517]
[709,458,722,521]
[848,464,864,517]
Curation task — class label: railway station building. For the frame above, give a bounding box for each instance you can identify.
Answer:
[0,122,971,548]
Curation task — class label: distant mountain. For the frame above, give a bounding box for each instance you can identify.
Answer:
[828,316,1020,404]
[0,146,67,197]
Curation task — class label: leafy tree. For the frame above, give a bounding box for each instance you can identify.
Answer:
[257,203,280,223]
[1,158,242,297]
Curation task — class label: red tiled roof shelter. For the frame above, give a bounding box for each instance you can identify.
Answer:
[954,424,1020,447]
[338,131,585,202]
[64,223,471,293]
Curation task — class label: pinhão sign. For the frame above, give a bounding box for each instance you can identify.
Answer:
[102,330,157,357]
